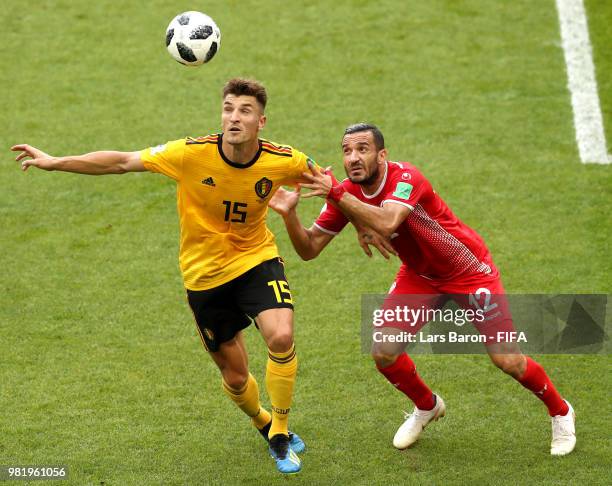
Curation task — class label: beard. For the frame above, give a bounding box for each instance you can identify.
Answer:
[348,166,379,186]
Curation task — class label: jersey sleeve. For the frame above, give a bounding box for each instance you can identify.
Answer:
[283,148,321,184]
[381,165,430,210]
[140,139,186,181]
[313,201,349,235]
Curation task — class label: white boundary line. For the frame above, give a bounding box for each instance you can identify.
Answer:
[556,0,610,164]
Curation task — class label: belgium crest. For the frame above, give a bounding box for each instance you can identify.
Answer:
[255,177,273,199]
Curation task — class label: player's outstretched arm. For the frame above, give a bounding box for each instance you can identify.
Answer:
[11,144,146,175]
[269,187,333,261]
[300,163,409,238]
[334,192,408,238]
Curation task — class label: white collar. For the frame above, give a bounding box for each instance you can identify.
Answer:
[360,161,388,199]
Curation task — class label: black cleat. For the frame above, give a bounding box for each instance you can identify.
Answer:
[257,421,305,453]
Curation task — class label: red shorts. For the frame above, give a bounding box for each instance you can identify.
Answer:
[379,263,515,344]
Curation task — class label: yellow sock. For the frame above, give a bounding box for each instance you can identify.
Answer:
[222,373,272,430]
[251,407,272,430]
[266,344,298,438]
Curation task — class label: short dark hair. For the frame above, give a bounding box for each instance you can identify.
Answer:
[222,78,267,111]
[343,123,385,151]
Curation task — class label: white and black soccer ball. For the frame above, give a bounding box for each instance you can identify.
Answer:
[166,11,221,66]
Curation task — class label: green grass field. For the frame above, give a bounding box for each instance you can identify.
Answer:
[1,1,610,484]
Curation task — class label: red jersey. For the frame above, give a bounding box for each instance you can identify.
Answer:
[314,161,493,280]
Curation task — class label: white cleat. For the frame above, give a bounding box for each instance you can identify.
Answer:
[393,395,446,450]
[551,400,576,456]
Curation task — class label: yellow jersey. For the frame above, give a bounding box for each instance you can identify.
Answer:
[140,133,313,290]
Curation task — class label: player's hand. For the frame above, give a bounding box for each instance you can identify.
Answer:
[300,162,335,199]
[268,186,301,216]
[11,144,55,171]
[357,228,398,259]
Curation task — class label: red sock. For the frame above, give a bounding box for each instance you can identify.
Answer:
[517,357,569,417]
[376,353,435,410]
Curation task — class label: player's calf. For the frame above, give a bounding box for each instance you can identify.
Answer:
[375,353,436,411]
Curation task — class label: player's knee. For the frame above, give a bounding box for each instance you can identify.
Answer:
[490,353,525,378]
[222,369,249,391]
[371,350,400,369]
[267,330,294,354]
[371,341,402,368]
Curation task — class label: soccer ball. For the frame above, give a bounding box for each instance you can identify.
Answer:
[166,11,221,66]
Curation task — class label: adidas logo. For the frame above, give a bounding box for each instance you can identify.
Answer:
[201,176,215,187]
